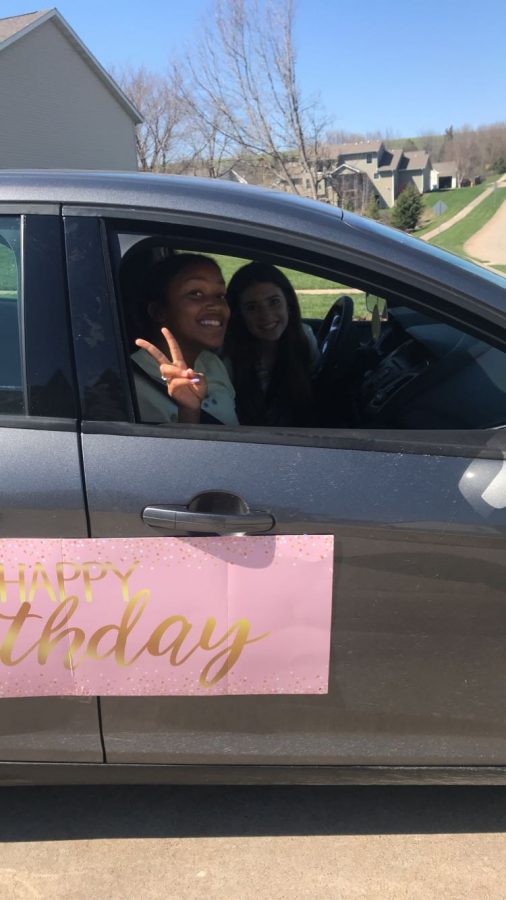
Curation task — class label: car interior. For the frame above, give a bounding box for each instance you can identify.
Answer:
[113,231,506,432]
[0,230,23,415]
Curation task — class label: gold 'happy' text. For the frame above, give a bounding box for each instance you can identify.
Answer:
[0,560,140,605]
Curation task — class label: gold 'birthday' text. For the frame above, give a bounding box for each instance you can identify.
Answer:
[0,592,269,687]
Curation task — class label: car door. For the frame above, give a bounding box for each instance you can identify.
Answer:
[0,212,103,763]
[65,211,506,769]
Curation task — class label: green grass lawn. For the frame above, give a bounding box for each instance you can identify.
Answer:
[428,188,506,257]
[0,241,367,325]
[214,253,342,290]
[212,253,369,318]
[279,268,344,290]
[208,253,374,319]
[0,245,17,292]
[298,292,369,320]
[415,183,490,236]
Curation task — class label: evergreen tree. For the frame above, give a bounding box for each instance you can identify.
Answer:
[391,185,424,231]
[365,196,380,220]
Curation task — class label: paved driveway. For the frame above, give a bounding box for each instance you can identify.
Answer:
[465,194,506,265]
[1,785,506,899]
[421,175,506,244]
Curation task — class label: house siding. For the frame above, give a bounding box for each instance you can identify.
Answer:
[0,19,137,170]
[372,172,395,208]
[398,171,423,193]
[398,161,431,196]
[337,151,380,181]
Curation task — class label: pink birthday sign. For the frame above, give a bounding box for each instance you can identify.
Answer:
[0,535,334,697]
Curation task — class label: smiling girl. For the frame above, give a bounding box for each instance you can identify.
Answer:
[224,262,318,426]
[133,254,238,425]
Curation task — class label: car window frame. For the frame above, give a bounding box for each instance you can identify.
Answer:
[62,202,506,339]
[105,215,506,349]
[63,209,506,461]
[0,209,79,428]
[0,212,25,416]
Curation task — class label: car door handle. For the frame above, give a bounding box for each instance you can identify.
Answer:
[142,505,275,535]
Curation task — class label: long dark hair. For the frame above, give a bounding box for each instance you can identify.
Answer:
[225,262,313,426]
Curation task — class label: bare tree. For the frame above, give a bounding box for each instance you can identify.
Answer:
[477,121,506,173]
[181,0,329,197]
[418,132,445,161]
[187,110,235,178]
[326,129,383,146]
[112,64,188,171]
[173,67,237,179]
[443,125,483,184]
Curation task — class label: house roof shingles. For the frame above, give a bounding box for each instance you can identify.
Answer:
[0,10,49,43]
[377,148,403,171]
[434,161,458,176]
[400,151,430,171]
[325,141,384,158]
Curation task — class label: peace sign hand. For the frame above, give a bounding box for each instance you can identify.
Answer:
[135,327,208,416]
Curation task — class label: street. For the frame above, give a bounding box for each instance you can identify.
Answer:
[0,785,505,898]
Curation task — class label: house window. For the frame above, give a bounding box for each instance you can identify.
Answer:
[373,172,380,179]
[366,154,373,164]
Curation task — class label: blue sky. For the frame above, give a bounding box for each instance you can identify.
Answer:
[2,0,505,136]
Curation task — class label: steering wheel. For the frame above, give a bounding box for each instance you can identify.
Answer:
[315,295,355,382]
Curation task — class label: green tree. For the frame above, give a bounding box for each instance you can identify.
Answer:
[365,196,380,220]
[493,155,506,174]
[391,184,424,231]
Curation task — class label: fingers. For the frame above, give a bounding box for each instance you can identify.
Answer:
[160,364,202,384]
[136,329,186,369]
[168,378,203,406]
[161,327,185,367]
[134,338,171,367]
[135,330,207,408]
[168,372,209,411]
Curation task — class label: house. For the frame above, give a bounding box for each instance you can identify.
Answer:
[430,161,458,191]
[0,8,142,170]
[315,141,434,209]
[259,140,457,210]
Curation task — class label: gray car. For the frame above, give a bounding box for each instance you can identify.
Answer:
[0,170,505,787]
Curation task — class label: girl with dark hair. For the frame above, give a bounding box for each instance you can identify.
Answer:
[224,262,319,426]
[133,253,238,425]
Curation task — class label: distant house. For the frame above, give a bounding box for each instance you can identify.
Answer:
[316,142,434,209]
[0,8,142,170]
[430,161,458,191]
[255,140,456,210]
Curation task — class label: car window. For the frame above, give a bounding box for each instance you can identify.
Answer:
[212,254,372,322]
[108,226,506,433]
[0,217,24,415]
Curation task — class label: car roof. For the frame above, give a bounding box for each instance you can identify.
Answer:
[1,170,505,317]
[0,169,344,224]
